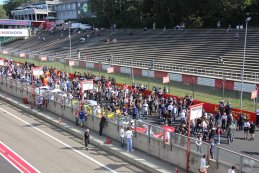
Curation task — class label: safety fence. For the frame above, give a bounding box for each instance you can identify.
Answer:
[0,75,259,173]
[4,48,259,83]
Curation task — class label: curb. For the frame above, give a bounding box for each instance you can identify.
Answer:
[0,94,169,173]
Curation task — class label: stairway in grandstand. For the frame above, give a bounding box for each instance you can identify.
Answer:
[5,28,259,80]
[77,29,259,78]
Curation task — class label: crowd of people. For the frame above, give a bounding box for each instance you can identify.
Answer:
[0,59,256,157]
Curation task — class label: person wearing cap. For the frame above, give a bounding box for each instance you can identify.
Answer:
[83,129,90,150]
[227,166,236,173]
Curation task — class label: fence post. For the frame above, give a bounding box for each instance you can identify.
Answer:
[148,124,151,143]
[170,132,173,151]
[163,129,166,148]
[134,119,137,137]
[240,156,243,173]
[216,147,220,168]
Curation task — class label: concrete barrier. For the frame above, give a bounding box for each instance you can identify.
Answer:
[0,77,237,173]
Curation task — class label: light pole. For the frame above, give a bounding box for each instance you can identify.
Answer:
[148,59,154,90]
[240,17,251,110]
[68,21,72,60]
[222,78,226,100]
[98,61,101,76]
[192,77,195,99]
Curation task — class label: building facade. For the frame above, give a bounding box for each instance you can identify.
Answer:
[11,0,92,22]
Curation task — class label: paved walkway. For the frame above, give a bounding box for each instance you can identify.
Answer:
[0,92,187,173]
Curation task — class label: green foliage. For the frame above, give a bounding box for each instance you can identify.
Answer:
[0,5,8,19]
[86,0,258,28]
[3,0,29,18]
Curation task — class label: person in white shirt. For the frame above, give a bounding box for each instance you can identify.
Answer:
[199,154,209,173]
[120,127,125,148]
[125,127,133,152]
[227,166,236,173]
[195,135,202,153]
[142,101,149,119]
[244,120,250,139]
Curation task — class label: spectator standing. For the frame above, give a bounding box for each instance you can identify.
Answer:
[79,109,86,128]
[120,127,125,147]
[195,134,202,153]
[227,166,236,173]
[244,120,250,139]
[249,121,255,140]
[221,113,227,130]
[199,154,209,173]
[210,138,216,159]
[83,129,90,150]
[125,127,133,152]
[99,116,106,136]
[132,105,139,119]
[227,123,235,144]
[216,126,222,144]
[142,100,148,119]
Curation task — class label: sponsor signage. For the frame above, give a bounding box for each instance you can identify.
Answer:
[0,19,31,26]
[0,29,29,37]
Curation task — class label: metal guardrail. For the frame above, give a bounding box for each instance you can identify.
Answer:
[3,48,259,83]
[1,75,259,173]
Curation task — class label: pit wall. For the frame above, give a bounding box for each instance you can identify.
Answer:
[0,77,234,173]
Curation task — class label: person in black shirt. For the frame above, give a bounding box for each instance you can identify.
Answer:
[249,121,256,140]
[83,129,90,150]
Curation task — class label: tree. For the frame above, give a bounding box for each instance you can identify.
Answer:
[0,5,8,19]
[3,0,29,18]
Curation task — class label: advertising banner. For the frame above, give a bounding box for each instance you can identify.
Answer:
[0,29,29,37]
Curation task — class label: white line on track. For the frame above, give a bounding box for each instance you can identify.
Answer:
[0,141,41,173]
[0,152,22,173]
[0,107,118,173]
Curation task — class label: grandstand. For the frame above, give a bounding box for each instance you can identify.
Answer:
[4,28,259,82]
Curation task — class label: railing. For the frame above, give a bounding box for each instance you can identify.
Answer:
[4,48,259,83]
[1,74,259,173]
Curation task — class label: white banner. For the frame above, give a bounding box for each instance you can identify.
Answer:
[19,53,25,58]
[69,60,74,67]
[0,29,29,37]
[0,59,4,66]
[81,80,94,91]
[41,56,47,61]
[107,67,114,73]
[190,104,203,120]
[163,76,170,83]
[32,67,44,76]
[2,50,8,54]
